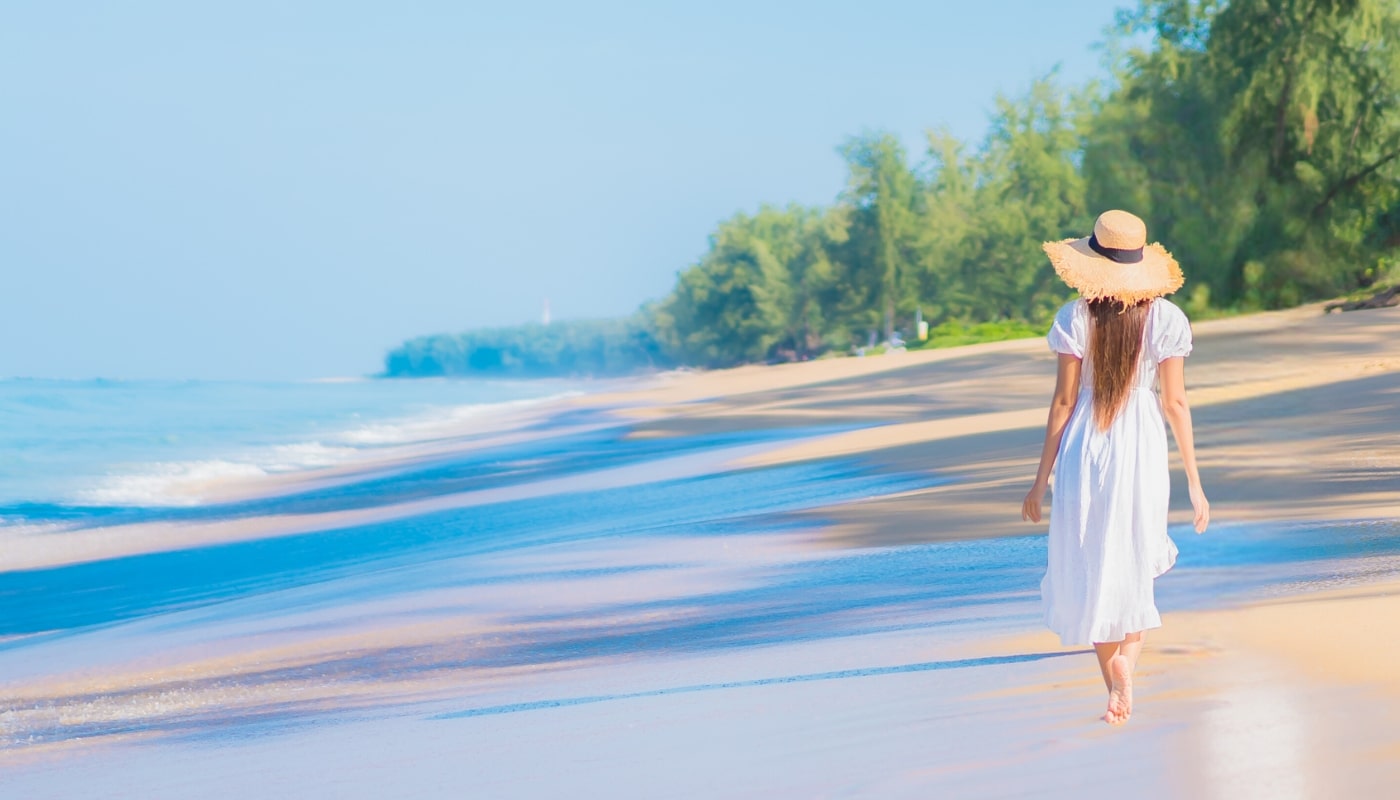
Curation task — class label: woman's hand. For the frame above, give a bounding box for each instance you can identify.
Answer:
[1189,483,1210,533]
[1022,482,1048,523]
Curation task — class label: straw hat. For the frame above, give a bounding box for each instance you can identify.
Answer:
[1043,210,1183,304]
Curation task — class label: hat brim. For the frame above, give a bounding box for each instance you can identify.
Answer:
[1043,238,1183,304]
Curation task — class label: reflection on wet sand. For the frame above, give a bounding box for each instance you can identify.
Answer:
[1200,678,1310,800]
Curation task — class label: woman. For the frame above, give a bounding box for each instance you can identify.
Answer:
[1021,210,1210,725]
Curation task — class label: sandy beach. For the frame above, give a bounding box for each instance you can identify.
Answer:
[2,301,1399,797]
[616,300,1400,535]
[611,300,1400,791]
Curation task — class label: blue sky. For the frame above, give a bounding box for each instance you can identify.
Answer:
[1,0,1132,380]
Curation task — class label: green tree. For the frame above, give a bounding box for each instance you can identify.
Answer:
[654,205,842,366]
[982,77,1091,320]
[838,133,922,342]
[910,130,978,321]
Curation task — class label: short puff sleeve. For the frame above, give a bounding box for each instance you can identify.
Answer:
[1047,300,1086,358]
[1151,300,1193,361]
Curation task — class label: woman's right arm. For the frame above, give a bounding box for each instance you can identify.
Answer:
[1021,354,1081,524]
[1158,356,1210,533]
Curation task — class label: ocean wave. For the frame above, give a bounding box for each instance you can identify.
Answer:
[73,391,582,507]
[333,392,581,446]
[0,518,79,537]
[260,441,362,471]
[77,459,270,507]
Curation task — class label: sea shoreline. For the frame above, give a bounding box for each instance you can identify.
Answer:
[2,301,1399,795]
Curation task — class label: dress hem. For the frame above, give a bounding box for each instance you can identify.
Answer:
[1045,610,1164,647]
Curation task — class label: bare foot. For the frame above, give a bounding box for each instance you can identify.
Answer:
[1103,654,1132,725]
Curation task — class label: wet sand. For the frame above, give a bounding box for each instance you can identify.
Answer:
[2,302,1399,797]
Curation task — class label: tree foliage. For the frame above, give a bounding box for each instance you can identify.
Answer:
[1089,0,1400,307]
[388,2,1400,377]
[651,205,846,367]
[653,75,1094,369]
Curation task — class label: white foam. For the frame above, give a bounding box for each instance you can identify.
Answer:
[260,442,361,472]
[0,518,78,537]
[78,460,271,507]
[334,393,581,446]
[72,391,584,507]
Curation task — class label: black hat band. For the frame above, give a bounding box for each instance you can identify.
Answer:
[1088,234,1144,264]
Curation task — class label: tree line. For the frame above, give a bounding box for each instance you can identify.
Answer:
[386,0,1400,378]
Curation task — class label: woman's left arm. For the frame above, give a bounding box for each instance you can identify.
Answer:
[1022,354,1082,523]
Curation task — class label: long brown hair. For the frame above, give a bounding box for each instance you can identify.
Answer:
[1087,298,1151,430]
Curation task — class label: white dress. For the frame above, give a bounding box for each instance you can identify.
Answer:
[1041,298,1194,646]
